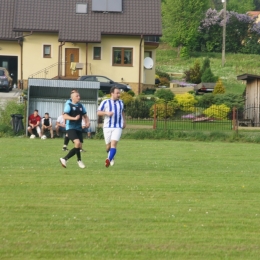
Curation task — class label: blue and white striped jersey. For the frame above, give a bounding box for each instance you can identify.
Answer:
[98,99,124,128]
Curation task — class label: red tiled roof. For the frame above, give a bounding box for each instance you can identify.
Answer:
[4,0,162,42]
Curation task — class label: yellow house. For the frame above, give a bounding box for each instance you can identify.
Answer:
[0,0,162,94]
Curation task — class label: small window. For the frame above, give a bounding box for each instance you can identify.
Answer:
[93,47,101,60]
[144,51,152,58]
[76,3,88,14]
[43,45,51,58]
[113,47,133,66]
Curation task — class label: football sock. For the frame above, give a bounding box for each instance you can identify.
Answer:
[76,148,81,161]
[64,136,70,146]
[108,148,116,161]
[64,148,77,160]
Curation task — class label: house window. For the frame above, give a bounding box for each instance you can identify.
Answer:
[43,45,51,58]
[144,51,152,58]
[113,48,133,66]
[93,47,101,60]
[76,3,88,14]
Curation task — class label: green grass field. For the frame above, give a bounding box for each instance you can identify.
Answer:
[1,138,260,259]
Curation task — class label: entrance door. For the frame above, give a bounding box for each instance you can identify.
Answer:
[65,48,79,78]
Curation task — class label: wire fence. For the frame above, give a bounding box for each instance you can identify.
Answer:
[125,101,234,131]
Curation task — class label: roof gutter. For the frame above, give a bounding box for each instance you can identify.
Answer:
[15,31,33,89]
[138,35,143,94]
[58,42,65,78]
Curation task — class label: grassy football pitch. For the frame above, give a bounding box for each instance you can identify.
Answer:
[0,138,260,259]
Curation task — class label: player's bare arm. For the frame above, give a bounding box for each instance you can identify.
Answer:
[63,114,80,121]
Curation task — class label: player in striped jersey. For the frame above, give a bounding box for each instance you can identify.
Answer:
[97,86,126,167]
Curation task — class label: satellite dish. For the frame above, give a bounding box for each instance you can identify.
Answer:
[144,57,154,69]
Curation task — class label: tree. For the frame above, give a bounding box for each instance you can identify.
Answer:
[254,0,260,10]
[227,0,255,14]
[210,0,255,12]
[201,68,218,82]
[213,79,225,95]
[184,60,202,84]
[162,0,208,54]
[198,9,260,53]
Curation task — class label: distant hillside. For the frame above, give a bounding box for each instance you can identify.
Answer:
[155,43,260,95]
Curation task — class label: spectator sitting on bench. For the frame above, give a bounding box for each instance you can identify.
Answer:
[28,109,42,138]
[41,112,54,138]
[82,118,91,139]
[55,113,66,137]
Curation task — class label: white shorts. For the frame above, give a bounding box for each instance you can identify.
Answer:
[103,128,122,144]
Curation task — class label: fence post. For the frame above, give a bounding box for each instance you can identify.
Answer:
[232,107,237,131]
[153,104,157,129]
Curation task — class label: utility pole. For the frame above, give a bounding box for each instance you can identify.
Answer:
[222,0,226,67]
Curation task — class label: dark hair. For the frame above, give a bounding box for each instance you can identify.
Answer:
[45,112,49,115]
[110,86,120,94]
[34,109,38,112]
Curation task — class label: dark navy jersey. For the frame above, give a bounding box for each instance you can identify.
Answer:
[64,100,86,131]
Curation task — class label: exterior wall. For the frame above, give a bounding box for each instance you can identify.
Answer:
[87,36,141,86]
[22,33,60,79]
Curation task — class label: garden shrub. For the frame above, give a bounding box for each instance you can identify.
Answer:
[180,46,190,58]
[197,93,215,107]
[127,90,135,97]
[143,88,156,95]
[155,70,170,81]
[213,79,225,94]
[98,90,105,97]
[120,92,134,105]
[154,89,174,102]
[0,101,25,127]
[201,68,218,83]
[213,93,244,110]
[174,93,197,112]
[184,59,202,84]
[203,104,230,119]
[126,99,150,118]
[149,102,175,119]
[158,77,170,87]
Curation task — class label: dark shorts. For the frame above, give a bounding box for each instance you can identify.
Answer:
[67,129,83,143]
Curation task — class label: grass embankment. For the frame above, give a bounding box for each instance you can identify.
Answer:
[1,138,260,259]
[156,43,260,95]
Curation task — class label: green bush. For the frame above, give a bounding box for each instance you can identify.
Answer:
[0,101,25,128]
[213,93,244,110]
[150,103,175,119]
[158,77,170,87]
[203,104,230,119]
[184,59,202,84]
[143,88,156,95]
[127,90,135,97]
[201,68,218,83]
[120,92,134,105]
[155,69,170,81]
[180,46,190,58]
[213,79,225,94]
[98,90,105,97]
[197,93,215,107]
[126,100,150,119]
[154,89,174,102]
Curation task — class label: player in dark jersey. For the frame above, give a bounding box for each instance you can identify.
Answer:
[59,90,90,169]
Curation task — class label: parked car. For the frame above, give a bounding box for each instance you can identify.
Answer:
[194,82,216,94]
[77,75,131,94]
[0,67,13,92]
